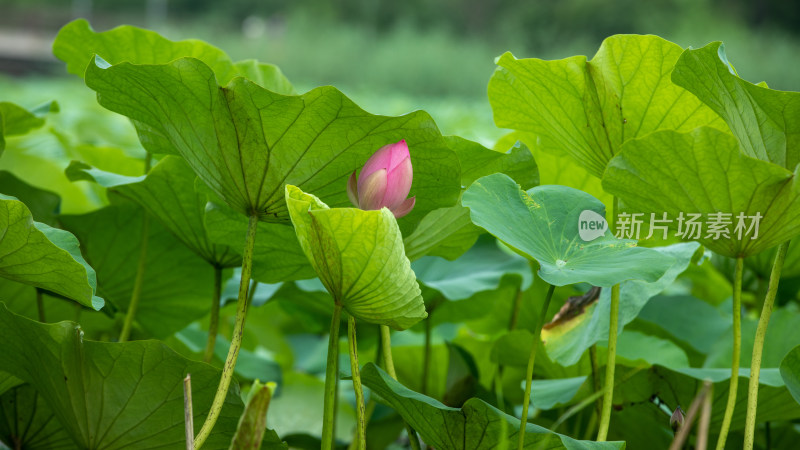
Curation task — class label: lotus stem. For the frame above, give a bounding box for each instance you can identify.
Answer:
[380,325,422,450]
[597,196,620,441]
[715,256,744,450]
[194,213,258,449]
[348,315,366,450]
[697,382,713,450]
[183,374,194,450]
[203,266,223,363]
[517,283,556,450]
[669,380,713,450]
[744,241,789,450]
[322,303,343,450]
[422,311,432,395]
[119,213,149,342]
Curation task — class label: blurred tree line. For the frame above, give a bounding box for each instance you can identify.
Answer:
[4,0,798,43]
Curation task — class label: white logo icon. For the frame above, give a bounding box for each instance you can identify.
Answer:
[578,210,608,241]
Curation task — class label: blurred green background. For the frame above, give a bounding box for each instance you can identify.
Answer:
[1,0,799,145]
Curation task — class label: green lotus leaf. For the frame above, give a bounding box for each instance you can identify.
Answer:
[83,56,461,233]
[0,303,243,449]
[68,156,241,268]
[462,173,674,287]
[672,41,800,170]
[285,185,425,330]
[53,19,294,93]
[489,34,724,178]
[0,170,60,226]
[60,196,214,338]
[0,194,102,309]
[361,363,625,449]
[603,127,800,257]
[0,384,73,449]
[0,100,58,154]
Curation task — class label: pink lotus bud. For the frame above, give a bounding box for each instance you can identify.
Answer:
[347,140,416,218]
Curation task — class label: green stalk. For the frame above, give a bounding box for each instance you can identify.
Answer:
[36,289,45,322]
[322,303,343,450]
[597,196,619,441]
[194,214,258,449]
[203,266,223,363]
[380,325,422,450]
[744,241,789,450]
[517,283,556,450]
[715,256,744,450]
[421,310,432,395]
[119,213,149,342]
[348,315,366,450]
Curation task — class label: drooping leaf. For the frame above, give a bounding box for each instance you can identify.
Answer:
[285,185,425,330]
[0,384,73,449]
[68,156,241,268]
[0,194,103,309]
[361,363,625,449]
[0,303,243,449]
[462,173,674,287]
[489,34,724,178]
[53,19,294,94]
[781,345,800,406]
[83,56,461,234]
[603,127,800,257]
[60,196,213,338]
[672,41,800,170]
[541,242,699,365]
[412,236,532,301]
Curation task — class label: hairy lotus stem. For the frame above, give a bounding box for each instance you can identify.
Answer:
[715,256,744,450]
[744,241,789,450]
[203,266,223,363]
[380,325,422,450]
[348,316,366,450]
[597,196,620,441]
[119,212,149,342]
[518,283,556,450]
[184,374,194,450]
[194,213,258,449]
[322,303,343,449]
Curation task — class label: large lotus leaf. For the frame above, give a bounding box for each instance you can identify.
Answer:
[0,194,102,309]
[462,173,674,287]
[636,295,730,355]
[0,383,73,449]
[488,34,724,178]
[60,196,213,338]
[83,56,461,233]
[285,185,425,330]
[0,304,243,449]
[672,42,800,170]
[603,127,800,257]
[446,135,538,189]
[53,19,294,94]
[781,345,800,406]
[412,236,532,301]
[361,363,625,450]
[541,242,698,365]
[68,156,241,268]
[203,201,315,283]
